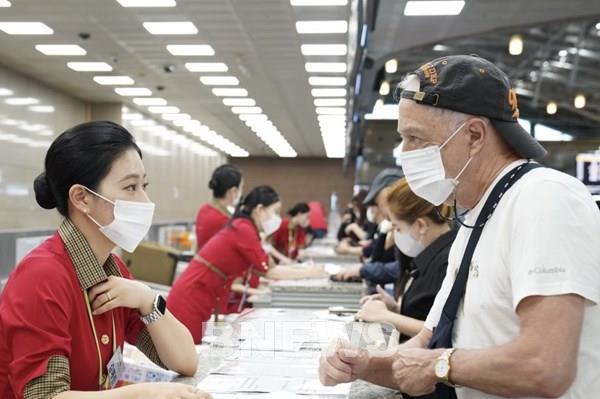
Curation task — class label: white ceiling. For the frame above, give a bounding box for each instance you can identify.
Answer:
[0,0,351,157]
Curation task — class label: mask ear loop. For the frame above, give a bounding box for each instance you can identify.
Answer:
[83,187,116,228]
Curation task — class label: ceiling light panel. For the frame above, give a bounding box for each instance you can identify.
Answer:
[35,44,86,55]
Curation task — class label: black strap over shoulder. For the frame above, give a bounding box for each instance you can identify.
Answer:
[424,161,542,399]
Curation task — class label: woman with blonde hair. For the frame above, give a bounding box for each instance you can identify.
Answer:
[355,177,457,344]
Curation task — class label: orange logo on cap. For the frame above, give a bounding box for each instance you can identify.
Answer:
[508,88,519,119]
[420,62,438,84]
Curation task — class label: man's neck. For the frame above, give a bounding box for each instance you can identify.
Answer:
[459,153,521,209]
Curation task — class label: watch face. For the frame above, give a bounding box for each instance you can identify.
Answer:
[435,359,449,378]
[156,295,167,314]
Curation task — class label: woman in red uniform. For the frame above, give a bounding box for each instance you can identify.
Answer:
[195,164,243,250]
[168,186,327,343]
[270,202,311,262]
[0,121,210,399]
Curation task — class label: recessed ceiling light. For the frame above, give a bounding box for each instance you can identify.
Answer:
[143,22,198,35]
[148,106,180,114]
[185,62,228,72]
[385,59,398,73]
[379,81,390,95]
[128,119,156,127]
[312,88,347,97]
[403,1,465,16]
[314,98,346,107]
[162,113,191,121]
[122,112,144,120]
[546,101,557,115]
[133,97,167,106]
[230,106,263,114]
[308,76,347,86]
[116,0,176,6]
[29,105,55,113]
[67,62,112,72]
[239,114,268,122]
[305,62,347,73]
[114,88,152,96]
[0,88,14,96]
[0,22,53,35]
[212,88,248,97]
[296,21,348,34]
[5,97,39,105]
[316,107,346,115]
[300,44,347,56]
[508,34,523,56]
[94,76,135,85]
[574,93,586,109]
[0,1,11,7]
[35,44,86,56]
[200,76,239,85]
[166,44,215,56]
[291,0,347,5]
[222,98,256,106]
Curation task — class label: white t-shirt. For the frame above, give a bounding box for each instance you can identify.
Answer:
[425,160,600,399]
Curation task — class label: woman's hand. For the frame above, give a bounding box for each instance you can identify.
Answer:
[141,383,212,399]
[334,265,361,281]
[359,285,397,311]
[355,299,389,323]
[88,275,155,316]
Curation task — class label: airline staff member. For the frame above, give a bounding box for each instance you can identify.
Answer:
[168,186,327,343]
[0,121,210,399]
[270,202,311,261]
[195,164,243,249]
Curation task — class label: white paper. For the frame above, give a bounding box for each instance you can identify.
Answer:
[198,375,350,396]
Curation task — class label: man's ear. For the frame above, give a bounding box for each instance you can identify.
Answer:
[465,117,488,157]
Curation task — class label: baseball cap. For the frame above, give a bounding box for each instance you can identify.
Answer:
[364,168,404,206]
[397,54,547,159]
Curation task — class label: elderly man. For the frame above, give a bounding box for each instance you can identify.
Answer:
[319,54,600,399]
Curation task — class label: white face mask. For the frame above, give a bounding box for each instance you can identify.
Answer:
[226,205,236,215]
[85,188,155,253]
[394,228,425,257]
[398,121,472,206]
[261,214,282,236]
[366,207,375,223]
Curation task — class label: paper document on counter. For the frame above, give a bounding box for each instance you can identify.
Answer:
[198,374,350,396]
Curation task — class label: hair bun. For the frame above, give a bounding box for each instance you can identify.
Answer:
[33,172,57,210]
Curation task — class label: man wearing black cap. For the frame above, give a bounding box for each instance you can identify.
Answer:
[335,168,403,285]
[319,55,600,399]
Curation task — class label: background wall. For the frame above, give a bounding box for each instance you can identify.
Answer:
[233,157,353,215]
[0,64,226,278]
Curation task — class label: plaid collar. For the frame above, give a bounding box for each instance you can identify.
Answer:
[58,218,122,291]
[211,200,232,217]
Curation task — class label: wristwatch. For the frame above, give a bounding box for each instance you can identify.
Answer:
[140,294,167,325]
[434,348,457,387]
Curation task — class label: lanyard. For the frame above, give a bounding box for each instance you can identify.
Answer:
[83,291,116,390]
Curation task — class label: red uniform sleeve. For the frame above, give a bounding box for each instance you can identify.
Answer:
[235,221,269,276]
[2,257,73,396]
[271,220,289,256]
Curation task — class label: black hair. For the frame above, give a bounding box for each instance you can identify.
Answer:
[232,185,279,223]
[288,202,310,217]
[208,164,242,198]
[33,120,142,217]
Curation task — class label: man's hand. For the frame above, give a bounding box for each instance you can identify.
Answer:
[392,347,443,396]
[319,339,370,386]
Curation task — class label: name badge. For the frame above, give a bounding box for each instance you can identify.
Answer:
[107,346,125,389]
